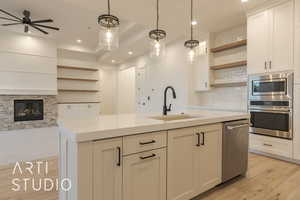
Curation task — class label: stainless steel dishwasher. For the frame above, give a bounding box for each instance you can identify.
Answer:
[222,120,249,183]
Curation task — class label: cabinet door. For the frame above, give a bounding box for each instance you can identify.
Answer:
[195,125,222,194]
[167,127,198,200]
[247,11,269,74]
[269,1,294,72]
[93,138,122,200]
[294,85,300,160]
[123,148,166,200]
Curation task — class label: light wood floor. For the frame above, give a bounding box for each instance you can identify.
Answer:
[0,153,300,200]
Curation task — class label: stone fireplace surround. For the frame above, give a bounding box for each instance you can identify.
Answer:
[0,95,57,131]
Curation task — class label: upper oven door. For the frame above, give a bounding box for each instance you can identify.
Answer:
[252,78,287,96]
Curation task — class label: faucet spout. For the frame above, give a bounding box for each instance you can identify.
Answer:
[163,86,177,115]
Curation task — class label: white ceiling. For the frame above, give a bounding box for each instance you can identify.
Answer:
[0,0,270,65]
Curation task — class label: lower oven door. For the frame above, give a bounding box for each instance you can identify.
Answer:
[249,109,292,139]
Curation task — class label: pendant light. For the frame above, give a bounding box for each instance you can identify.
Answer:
[184,0,199,63]
[98,0,120,51]
[149,0,167,57]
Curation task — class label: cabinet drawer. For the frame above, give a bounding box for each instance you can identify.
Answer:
[123,131,167,155]
[249,134,293,158]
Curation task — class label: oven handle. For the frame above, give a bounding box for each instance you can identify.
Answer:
[249,109,291,114]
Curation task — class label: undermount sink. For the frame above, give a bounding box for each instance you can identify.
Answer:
[150,114,198,121]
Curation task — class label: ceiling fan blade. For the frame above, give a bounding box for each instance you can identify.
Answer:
[31,19,53,24]
[1,22,22,26]
[30,24,48,34]
[0,16,21,22]
[0,9,22,21]
[32,24,59,30]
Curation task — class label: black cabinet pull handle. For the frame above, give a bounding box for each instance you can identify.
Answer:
[201,132,205,145]
[140,153,156,160]
[196,133,201,146]
[117,147,121,166]
[139,140,156,145]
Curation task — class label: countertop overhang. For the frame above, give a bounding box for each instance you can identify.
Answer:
[58,110,249,142]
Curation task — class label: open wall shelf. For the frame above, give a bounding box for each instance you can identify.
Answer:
[210,81,247,88]
[57,77,98,82]
[58,89,99,92]
[210,60,247,70]
[57,65,99,71]
[210,39,247,53]
[58,101,101,104]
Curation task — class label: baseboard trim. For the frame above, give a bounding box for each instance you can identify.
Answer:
[249,149,300,165]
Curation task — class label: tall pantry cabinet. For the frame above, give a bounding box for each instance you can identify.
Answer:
[294,0,300,161]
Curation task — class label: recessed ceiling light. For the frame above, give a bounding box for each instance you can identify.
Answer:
[128,51,133,55]
[76,39,82,43]
[112,60,116,63]
[241,0,248,2]
[192,21,197,26]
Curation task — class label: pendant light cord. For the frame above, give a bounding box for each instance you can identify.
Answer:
[191,0,193,40]
[108,0,111,15]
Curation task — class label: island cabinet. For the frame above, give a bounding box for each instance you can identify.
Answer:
[93,138,123,200]
[60,123,223,200]
[123,148,167,200]
[167,124,222,200]
[247,0,294,74]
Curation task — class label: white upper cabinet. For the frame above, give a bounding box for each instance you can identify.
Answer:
[247,0,294,74]
[247,11,270,74]
[270,1,294,71]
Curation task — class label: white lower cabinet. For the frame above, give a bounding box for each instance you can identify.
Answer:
[90,123,222,200]
[195,125,222,194]
[249,134,293,158]
[123,148,167,200]
[167,124,222,200]
[93,138,123,200]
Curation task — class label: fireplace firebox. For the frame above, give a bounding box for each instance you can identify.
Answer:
[14,100,44,122]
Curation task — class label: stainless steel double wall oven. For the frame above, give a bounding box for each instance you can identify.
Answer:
[248,72,294,139]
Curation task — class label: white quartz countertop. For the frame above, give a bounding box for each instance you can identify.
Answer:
[58,110,249,142]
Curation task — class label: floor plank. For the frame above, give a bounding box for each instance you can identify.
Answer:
[0,153,299,200]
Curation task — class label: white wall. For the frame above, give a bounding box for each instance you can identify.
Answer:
[189,25,248,111]
[100,67,118,114]
[119,25,247,113]
[0,30,57,95]
[117,67,136,113]
[120,40,190,114]
[0,127,58,165]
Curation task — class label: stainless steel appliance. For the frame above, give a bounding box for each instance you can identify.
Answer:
[222,120,249,183]
[248,72,294,139]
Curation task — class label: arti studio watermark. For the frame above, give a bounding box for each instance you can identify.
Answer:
[11,160,71,192]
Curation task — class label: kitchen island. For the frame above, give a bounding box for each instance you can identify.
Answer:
[59,110,249,200]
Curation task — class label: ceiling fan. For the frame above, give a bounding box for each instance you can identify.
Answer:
[0,9,59,34]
